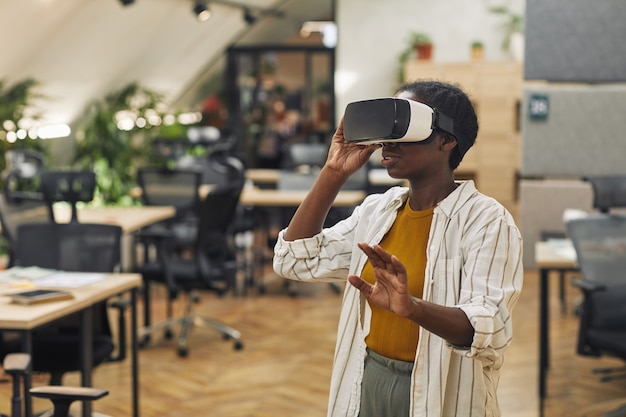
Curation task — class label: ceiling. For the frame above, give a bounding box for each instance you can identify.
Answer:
[0,0,333,126]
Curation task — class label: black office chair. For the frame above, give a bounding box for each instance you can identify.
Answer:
[0,193,48,268]
[197,149,259,295]
[566,214,626,384]
[286,142,328,170]
[0,222,127,387]
[1,149,45,203]
[2,353,108,417]
[39,170,97,223]
[136,166,203,248]
[584,175,626,213]
[135,183,244,357]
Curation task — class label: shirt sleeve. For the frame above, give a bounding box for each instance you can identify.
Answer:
[455,211,524,366]
[272,206,362,283]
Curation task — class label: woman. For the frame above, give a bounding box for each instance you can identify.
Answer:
[273,80,523,417]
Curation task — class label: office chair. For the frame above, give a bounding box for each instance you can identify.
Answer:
[136,166,203,248]
[135,166,203,335]
[195,148,259,295]
[2,353,108,417]
[0,222,127,387]
[39,170,97,223]
[566,214,626,383]
[0,193,48,268]
[135,183,244,357]
[1,149,44,204]
[584,175,626,213]
[286,142,328,170]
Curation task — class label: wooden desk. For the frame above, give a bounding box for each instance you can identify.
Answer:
[535,240,578,417]
[245,168,279,186]
[240,187,366,207]
[0,273,142,417]
[245,168,406,189]
[54,205,176,234]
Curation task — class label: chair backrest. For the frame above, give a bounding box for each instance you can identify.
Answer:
[278,168,368,192]
[39,170,97,222]
[198,150,246,188]
[566,214,626,286]
[192,183,243,291]
[15,222,122,273]
[584,175,626,213]
[0,193,49,267]
[137,167,202,213]
[197,183,243,252]
[287,143,328,169]
[277,170,318,191]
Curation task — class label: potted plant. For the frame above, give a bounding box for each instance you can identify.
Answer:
[489,6,524,60]
[73,82,183,206]
[411,32,433,60]
[470,40,485,61]
[0,78,48,173]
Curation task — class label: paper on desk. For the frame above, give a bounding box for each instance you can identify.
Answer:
[548,238,577,260]
[0,266,57,283]
[0,267,108,288]
[33,272,108,288]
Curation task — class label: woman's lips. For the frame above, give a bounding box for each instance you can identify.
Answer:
[381,154,400,168]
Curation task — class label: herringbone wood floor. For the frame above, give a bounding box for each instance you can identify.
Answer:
[3,269,626,417]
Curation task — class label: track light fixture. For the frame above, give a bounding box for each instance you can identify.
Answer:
[193,2,211,22]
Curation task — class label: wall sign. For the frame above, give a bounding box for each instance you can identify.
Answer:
[528,94,549,121]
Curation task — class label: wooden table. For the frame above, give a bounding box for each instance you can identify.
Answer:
[0,273,142,417]
[245,168,406,189]
[240,187,366,207]
[54,205,176,234]
[535,240,578,417]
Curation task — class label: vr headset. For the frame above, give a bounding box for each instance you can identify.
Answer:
[343,97,464,154]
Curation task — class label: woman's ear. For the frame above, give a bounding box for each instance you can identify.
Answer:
[438,133,458,152]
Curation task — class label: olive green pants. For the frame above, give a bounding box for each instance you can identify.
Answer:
[359,349,414,417]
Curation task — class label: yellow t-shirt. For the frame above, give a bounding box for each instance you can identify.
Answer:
[362,201,434,361]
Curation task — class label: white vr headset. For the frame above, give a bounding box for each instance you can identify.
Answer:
[343,97,464,154]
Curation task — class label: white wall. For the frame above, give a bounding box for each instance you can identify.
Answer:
[334,0,525,120]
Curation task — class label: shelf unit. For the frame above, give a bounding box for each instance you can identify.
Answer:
[404,61,522,215]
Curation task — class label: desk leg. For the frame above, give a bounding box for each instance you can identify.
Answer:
[539,268,549,417]
[22,331,33,417]
[81,306,94,417]
[131,289,140,417]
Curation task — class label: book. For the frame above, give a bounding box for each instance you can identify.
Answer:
[10,289,74,305]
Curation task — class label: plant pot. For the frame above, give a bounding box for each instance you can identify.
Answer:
[471,47,484,61]
[415,44,433,60]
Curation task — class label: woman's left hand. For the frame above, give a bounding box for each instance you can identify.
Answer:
[348,243,414,318]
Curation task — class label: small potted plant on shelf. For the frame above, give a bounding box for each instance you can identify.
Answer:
[411,32,433,60]
[470,40,484,61]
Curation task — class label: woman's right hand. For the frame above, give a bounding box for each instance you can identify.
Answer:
[324,117,379,179]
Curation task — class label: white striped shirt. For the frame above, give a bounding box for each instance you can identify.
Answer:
[273,180,524,417]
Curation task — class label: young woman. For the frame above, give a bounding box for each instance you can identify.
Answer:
[273,80,523,417]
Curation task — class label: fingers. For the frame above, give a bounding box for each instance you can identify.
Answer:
[357,242,393,268]
[348,274,372,295]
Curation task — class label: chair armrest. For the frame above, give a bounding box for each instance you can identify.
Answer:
[571,278,607,293]
[30,385,108,401]
[2,353,30,375]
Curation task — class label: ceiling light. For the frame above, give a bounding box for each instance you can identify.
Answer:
[119,0,135,6]
[193,2,211,22]
[243,8,257,25]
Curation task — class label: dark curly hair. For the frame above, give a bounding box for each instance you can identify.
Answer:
[395,80,478,170]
